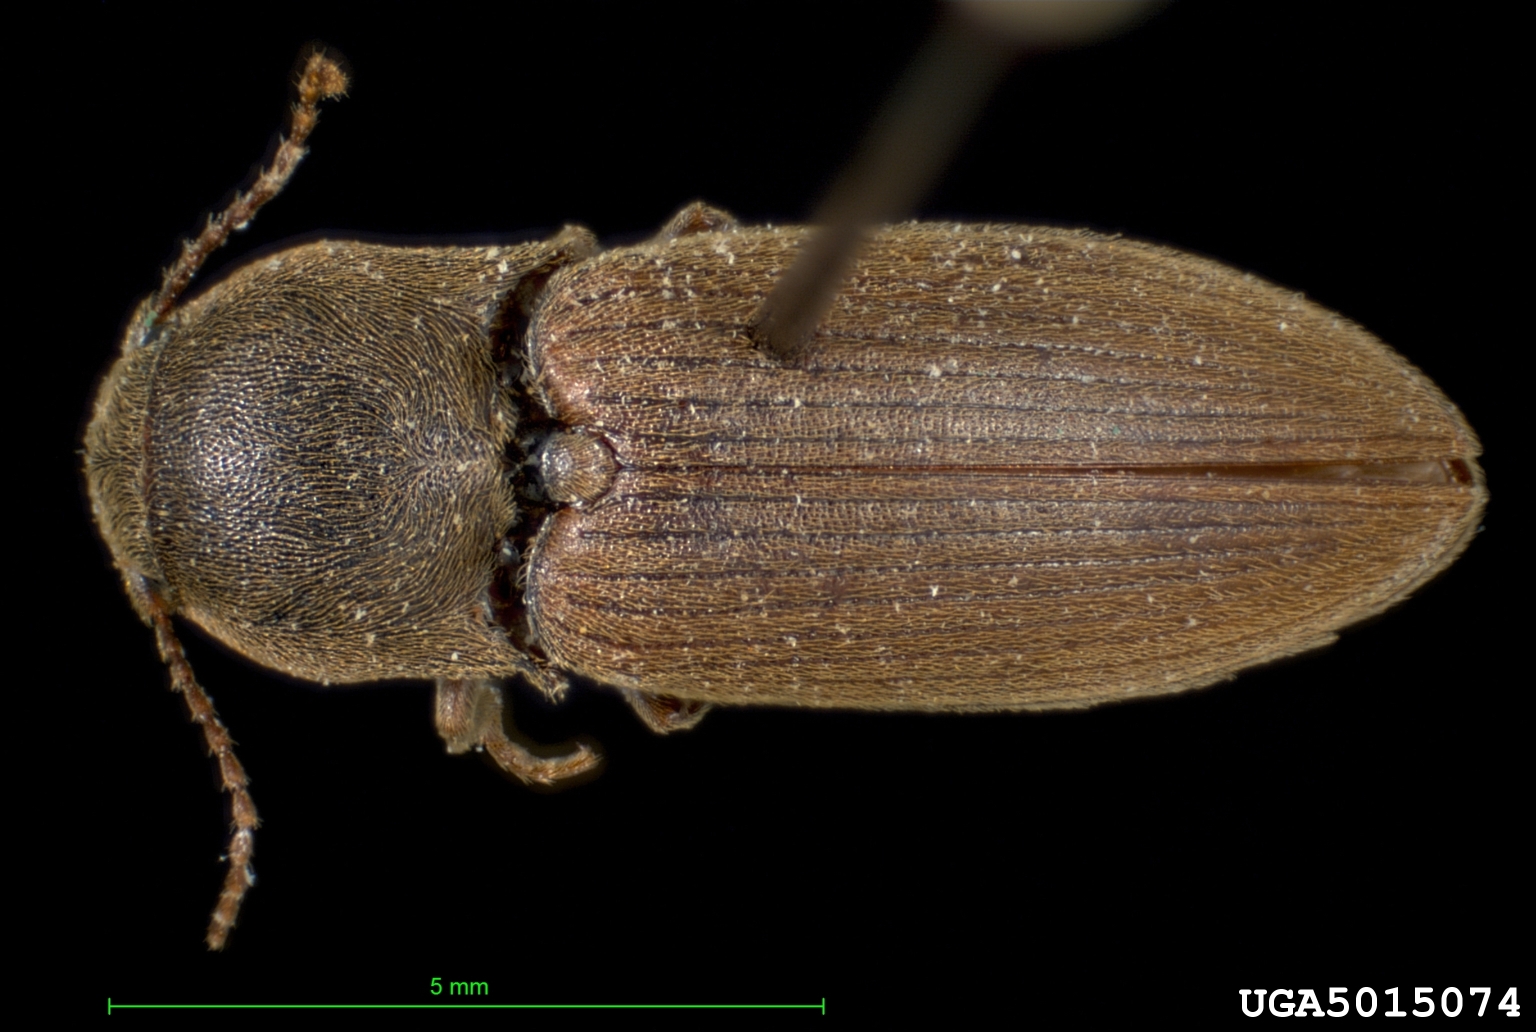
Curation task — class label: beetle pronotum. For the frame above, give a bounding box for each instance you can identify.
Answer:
[89,8,1492,964]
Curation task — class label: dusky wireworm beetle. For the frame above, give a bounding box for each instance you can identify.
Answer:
[81,6,1486,958]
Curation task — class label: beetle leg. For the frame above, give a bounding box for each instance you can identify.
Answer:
[619,689,712,734]
[651,202,739,243]
[545,223,600,261]
[509,656,571,703]
[433,678,600,785]
[131,574,257,951]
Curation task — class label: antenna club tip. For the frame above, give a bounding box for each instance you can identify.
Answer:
[299,50,350,103]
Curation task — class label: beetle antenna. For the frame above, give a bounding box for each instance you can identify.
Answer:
[135,576,259,950]
[140,50,349,331]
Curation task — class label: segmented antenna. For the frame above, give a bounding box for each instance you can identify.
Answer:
[136,578,258,951]
[126,50,348,349]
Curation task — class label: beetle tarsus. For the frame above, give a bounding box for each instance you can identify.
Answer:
[484,736,601,787]
[433,678,600,785]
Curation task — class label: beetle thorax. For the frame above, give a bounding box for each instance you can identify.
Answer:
[85,241,544,683]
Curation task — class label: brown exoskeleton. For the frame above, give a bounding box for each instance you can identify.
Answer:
[87,22,1486,953]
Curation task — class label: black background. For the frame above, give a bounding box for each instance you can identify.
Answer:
[44,1,1518,1022]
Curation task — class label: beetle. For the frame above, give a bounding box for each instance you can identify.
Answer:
[84,10,1499,970]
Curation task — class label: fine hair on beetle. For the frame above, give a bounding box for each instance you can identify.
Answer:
[85,22,1485,951]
